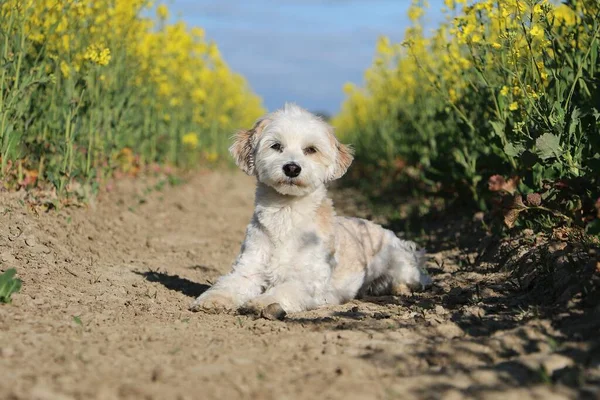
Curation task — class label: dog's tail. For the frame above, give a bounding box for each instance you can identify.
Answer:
[389,238,432,290]
[361,235,432,297]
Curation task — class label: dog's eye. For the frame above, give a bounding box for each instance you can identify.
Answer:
[304,146,317,155]
[271,143,282,151]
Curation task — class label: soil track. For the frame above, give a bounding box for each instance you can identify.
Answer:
[1,171,598,400]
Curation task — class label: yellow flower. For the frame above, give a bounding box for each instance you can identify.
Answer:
[513,86,521,96]
[97,48,111,66]
[408,5,424,22]
[509,102,519,111]
[376,36,393,56]
[182,133,199,149]
[448,88,458,102]
[218,115,230,126]
[553,4,577,26]
[206,152,219,163]
[156,4,169,20]
[500,86,509,96]
[491,42,502,49]
[60,61,71,78]
[192,88,207,102]
[530,25,544,38]
[343,82,355,94]
[191,27,205,38]
[84,45,111,66]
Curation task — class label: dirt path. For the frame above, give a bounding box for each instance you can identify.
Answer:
[1,171,598,400]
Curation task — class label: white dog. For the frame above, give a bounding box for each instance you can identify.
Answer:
[190,104,432,318]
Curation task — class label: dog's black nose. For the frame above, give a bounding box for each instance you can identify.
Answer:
[282,162,301,178]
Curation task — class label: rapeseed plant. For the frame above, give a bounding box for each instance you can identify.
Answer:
[0,0,264,197]
[334,0,600,233]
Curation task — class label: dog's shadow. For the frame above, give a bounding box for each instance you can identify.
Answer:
[134,270,210,298]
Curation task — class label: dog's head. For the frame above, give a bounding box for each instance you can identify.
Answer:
[230,103,353,196]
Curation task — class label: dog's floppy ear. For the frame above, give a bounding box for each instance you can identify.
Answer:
[327,127,354,181]
[229,117,271,175]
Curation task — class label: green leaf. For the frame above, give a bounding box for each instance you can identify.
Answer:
[536,132,562,160]
[73,316,83,326]
[0,268,22,304]
[587,219,600,237]
[504,142,525,157]
[568,108,581,136]
[490,120,506,139]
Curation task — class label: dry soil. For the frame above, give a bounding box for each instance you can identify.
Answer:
[1,171,599,400]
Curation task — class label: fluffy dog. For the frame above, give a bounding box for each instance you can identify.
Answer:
[190,104,432,317]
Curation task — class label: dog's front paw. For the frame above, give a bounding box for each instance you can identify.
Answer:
[189,292,236,313]
[239,297,286,320]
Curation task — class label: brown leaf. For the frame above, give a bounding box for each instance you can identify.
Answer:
[511,194,526,210]
[504,208,522,228]
[502,194,527,228]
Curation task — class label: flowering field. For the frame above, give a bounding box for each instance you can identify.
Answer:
[334,0,600,234]
[0,0,264,197]
[1,0,598,234]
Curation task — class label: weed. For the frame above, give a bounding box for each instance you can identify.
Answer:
[0,268,22,304]
[236,317,245,328]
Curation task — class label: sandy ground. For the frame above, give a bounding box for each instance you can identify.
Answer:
[1,171,599,400]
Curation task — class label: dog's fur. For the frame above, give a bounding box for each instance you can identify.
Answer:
[190,104,432,315]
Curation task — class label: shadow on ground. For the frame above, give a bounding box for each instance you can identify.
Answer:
[135,270,210,298]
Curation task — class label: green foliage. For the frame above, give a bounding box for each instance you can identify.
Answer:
[0,1,263,197]
[0,268,22,304]
[335,0,600,232]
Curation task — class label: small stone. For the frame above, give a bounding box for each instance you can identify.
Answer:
[434,305,446,315]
